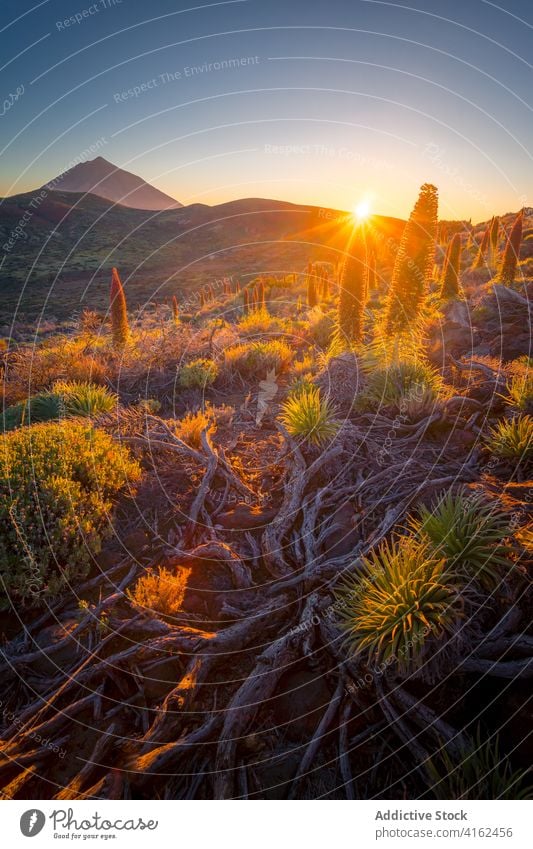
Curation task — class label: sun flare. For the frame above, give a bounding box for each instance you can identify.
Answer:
[353,200,371,221]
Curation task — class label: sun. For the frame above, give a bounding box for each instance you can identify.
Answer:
[353,200,371,221]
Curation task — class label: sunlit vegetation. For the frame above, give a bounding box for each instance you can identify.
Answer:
[223,339,293,378]
[1,188,531,801]
[440,233,462,299]
[337,226,368,344]
[473,221,490,269]
[110,266,129,348]
[0,422,140,606]
[502,362,533,412]
[487,415,533,464]
[177,357,219,389]
[409,489,513,590]
[175,406,215,448]
[335,536,462,673]
[356,359,444,419]
[384,183,438,333]
[498,211,523,285]
[3,381,116,430]
[128,565,191,617]
[238,308,288,336]
[279,386,338,445]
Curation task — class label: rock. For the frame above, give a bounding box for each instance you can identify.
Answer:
[488,331,531,361]
[428,322,479,364]
[315,351,363,412]
[492,283,528,307]
[443,299,472,328]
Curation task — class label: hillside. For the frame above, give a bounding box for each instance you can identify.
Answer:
[0,190,405,325]
[0,184,531,800]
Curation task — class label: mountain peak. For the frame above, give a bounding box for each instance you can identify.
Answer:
[46,157,182,211]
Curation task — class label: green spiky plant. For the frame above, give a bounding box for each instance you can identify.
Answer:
[335,536,462,673]
[110,267,129,348]
[54,381,117,418]
[356,360,444,419]
[3,383,116,431]
[427,729,533,800]
[499,211,523,285]
[409,489,512,590]
[487,415,533,464]
[279,386,338,445]
[501,369,533,413]
[440,233,462,299]
[384,183,438,333]
[337,227,368,344]
[3,392,64,431]
[473,224,490,269]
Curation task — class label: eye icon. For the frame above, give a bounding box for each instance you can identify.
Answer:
[20,810,46,837]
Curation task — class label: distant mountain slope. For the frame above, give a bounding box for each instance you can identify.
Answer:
[0,189,405,323]
[45,157,182,211]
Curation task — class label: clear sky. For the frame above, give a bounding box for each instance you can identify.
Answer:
[1,0,531,221]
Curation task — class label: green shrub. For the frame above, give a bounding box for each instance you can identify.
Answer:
[487,415,533,464]
[177,358,218,389]
[409,489,512,589]
[224,340,293,379]
[238,309,287,336]
[335,536,462,672]
[0,422,141,606]
[279,386,338,445]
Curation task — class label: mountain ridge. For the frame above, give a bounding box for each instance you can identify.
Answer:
[44,156,182,211]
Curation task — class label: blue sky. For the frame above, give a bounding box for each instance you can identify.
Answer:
[1,0,531,220]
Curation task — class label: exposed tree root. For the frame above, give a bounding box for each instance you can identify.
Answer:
[0,411,530,800]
